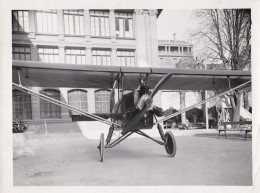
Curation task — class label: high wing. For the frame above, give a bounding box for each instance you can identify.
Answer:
[13,61,251,91]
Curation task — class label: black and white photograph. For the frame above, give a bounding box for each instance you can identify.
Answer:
[0,0,260,193]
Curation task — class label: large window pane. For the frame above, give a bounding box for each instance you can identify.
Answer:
[12,45,31,61]
[12,90,32,120]
[64,9,84,35]
[90,10,110,37]
[117,50,135,66]
[66,48,86,64]
[91,49,111,66]
[12,10,29,32]
[38,47,59,63]
[40,89,61,119]
[115,12,133,38]
[95,90,111,113]
[68,90,88,115]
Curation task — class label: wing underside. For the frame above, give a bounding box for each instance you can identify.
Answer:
[12,61,251,91]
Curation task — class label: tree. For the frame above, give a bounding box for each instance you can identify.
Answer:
[191,9,251,70]
[191,9,251,121]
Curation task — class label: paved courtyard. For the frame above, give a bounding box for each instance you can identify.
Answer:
[13,130,252,186]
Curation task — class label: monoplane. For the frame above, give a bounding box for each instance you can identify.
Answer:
[12,61,251,162]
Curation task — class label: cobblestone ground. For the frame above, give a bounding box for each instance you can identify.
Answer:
[13,130,252,186]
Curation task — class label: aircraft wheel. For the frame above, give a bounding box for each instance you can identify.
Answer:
[164,131,176,157]
[98,133,105,162]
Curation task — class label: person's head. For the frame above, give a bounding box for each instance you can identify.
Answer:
[139,83,150,96]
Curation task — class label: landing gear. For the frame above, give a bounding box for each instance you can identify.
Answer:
[97,133,105,162]
[164,131,176,157]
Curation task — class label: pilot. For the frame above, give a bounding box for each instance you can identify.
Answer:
[125,81,164,125]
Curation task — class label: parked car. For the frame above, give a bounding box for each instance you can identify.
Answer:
[13,120,27,133]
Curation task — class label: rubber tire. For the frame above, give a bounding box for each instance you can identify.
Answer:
[98,133,105,162]
[164,131,177,157]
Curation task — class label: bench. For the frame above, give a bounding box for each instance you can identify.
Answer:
[218,121,252,139]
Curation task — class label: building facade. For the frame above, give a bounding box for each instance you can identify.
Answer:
[12,9,201,131]
[12,9,163,124]
[158,39,193,68]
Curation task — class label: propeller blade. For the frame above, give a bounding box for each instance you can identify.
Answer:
[151,73,173,98]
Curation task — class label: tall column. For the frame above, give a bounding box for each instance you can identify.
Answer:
[60,88,70,119]
[180,91,186,124]
[59,46,65,63]
[111,48,117,66]
[88,89,96,114]
[148,9,159,67]
[31,87,40,120]
[31,45,38,61]
[109,10,116,43]
[57,10,64,41]
[84,9,91,42]
[134,9,147,67]
[86,47,92,65]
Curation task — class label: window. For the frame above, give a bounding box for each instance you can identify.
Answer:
[117,50,135,66]
[66,48,86,64]
[12,10,29,32]
[36,10,58,34]
[40,89,61,119]
[64,10,84,35]
[90,10,110,37]
[158,46,166,54]
[68,90,88,115]
[13,90,32,120]
[170,47,178,53]
[115,12,133,38]
[38,47,59,63]
[92,49,111,66]
[12,45,31,61]
[95,89,111,113]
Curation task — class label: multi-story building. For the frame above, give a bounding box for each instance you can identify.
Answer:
[12,9,202,133]
[158,37,193,68]
[12,9,164,130]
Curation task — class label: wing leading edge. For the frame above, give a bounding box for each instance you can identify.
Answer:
[12,60,251,91]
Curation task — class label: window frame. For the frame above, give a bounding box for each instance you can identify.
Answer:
[115,12,134,38]
[39,89,61,119]
[65,48,86,64]
[92,49,111,66]
[63,9,84,36]
[12,89,32,120]
[68,89,88,115]
[90,10,110,37]
[12,10,29,33]
[12,45,31,61]
[35,10,58,34]
[94,89,111,114]
[117,50,135,66]
[38,47,59,63]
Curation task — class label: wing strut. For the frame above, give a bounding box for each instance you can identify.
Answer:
[12,82,121,127]
[155,80,251,125]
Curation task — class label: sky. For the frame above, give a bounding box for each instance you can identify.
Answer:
[157,9,195,42]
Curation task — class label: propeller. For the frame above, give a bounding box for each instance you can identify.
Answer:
[121,73,173,135]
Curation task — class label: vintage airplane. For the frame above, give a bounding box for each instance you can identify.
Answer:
[12,61,251,162]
